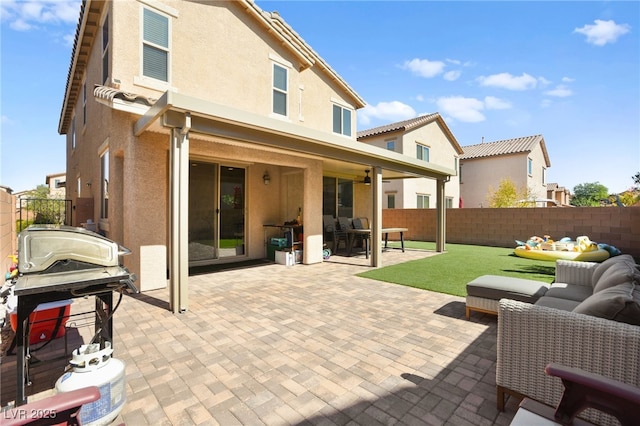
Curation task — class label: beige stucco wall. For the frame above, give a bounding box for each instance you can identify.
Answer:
[110,0,359,137]
[461,150,548,208]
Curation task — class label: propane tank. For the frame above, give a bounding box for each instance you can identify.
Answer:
[55,342,126,426]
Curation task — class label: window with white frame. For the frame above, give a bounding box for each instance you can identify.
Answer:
[446,197,454,208]
[386,140,395,151]
[527,157,533,176]
[542,167,546,184]
[272,63,288,116]
[416,143,430,162]
[417,194,430,208]
[102,13,109,84]
[100,150,109,219]
[143,8,169,82]
[387,194,395,209]
[77,177,81,197]
[332,104,352,136]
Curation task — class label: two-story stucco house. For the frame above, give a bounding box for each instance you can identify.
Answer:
[357,114,464,209]
[58,0,455,312]
[459,135,550,208]
[45,172,66,199]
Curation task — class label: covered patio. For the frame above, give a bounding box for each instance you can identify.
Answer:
[2,249,518,425]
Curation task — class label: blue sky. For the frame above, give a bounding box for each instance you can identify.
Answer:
[1,1,638,194]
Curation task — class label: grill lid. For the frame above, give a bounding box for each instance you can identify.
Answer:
[18,225,130,274]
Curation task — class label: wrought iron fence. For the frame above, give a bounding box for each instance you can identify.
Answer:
[17,198,73,232]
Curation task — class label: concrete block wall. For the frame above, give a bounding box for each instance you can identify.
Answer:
[383,207,640,259]
[0,189,17,273]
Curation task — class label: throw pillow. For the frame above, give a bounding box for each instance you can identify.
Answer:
[593,259,640,293]
[591,254,635,287]
[573,282,640,326]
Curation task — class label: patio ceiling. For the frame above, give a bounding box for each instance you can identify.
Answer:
[134,90,456,182]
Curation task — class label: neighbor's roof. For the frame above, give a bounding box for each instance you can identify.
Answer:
[58,0,365,134]
[460,134,551,167]
[357,113,464,154]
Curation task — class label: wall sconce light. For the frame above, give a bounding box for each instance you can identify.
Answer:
[263,171,271,185]
[86,181,92,187]
[363,170,371,185]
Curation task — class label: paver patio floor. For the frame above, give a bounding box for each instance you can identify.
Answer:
[2,249,520,425]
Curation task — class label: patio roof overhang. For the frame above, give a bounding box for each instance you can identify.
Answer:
[134,90,456,181]
[134,90,451,314]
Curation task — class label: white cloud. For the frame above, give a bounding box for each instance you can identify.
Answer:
[545,85,573,97]
[484,96,512,110]
[358,101,416,126]
[402,58,446,78]
[415,94,425,102]
[436,96,486,123]
[1,115,14,125]
[574,19,631,46]
[562,77,575,83]
[1,0,80,31]
[541,99,553,108]
[476,72,538,90]
[443,70,461,81]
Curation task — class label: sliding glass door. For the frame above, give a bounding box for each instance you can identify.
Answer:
[189,162,245,264]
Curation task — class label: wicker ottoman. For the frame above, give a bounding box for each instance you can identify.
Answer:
[465,275,550,319]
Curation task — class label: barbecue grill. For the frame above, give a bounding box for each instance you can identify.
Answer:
[12,225,138,406]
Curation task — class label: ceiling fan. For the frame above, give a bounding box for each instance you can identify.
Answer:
[355,169,390,184]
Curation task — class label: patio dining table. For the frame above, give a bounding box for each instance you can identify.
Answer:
[346,227,408,259]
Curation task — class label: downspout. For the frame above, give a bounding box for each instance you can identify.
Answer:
[169,113,191,313]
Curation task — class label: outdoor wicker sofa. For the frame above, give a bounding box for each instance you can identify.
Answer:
[497,254,640,426]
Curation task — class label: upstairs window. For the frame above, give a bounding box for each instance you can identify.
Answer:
[386,140,395,151]
[387,194,395,209]
[542,166,546,184]
[446,197,454,208]
[143,8,169,82]
[102,13,109,84]
[272,63,288,116]
[416,143,430,162]
[417,194,430,208]
[527,157,533,176]
[332,104,352,136]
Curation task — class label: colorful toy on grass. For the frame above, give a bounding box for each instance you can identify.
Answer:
[514,235,615,262]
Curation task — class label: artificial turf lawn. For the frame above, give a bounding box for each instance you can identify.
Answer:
[357,242,556,297]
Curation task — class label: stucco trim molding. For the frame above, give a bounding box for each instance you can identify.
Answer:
[93,85,157,115]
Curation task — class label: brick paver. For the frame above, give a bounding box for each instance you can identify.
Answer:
[2,249,519,424]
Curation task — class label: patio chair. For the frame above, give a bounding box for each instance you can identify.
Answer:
[513,363,640,426]
[323,215,347,253]
[351,217,370,255]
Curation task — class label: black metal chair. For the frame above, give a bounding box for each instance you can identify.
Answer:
[323,215,347,253]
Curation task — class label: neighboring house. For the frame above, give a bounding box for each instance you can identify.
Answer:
[357,114,464,209]
[547,183,572,206]
[58,0,455,312]
[459,135,550,208]
[45,172,66,199]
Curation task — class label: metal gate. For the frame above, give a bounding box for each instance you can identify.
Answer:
[17,198,73,232]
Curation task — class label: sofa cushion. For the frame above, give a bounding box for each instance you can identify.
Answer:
[591,254,636,288]
[593,257,639,293]
[535,296,582,312]
[573,282,640,325]
[544,283,593,302]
